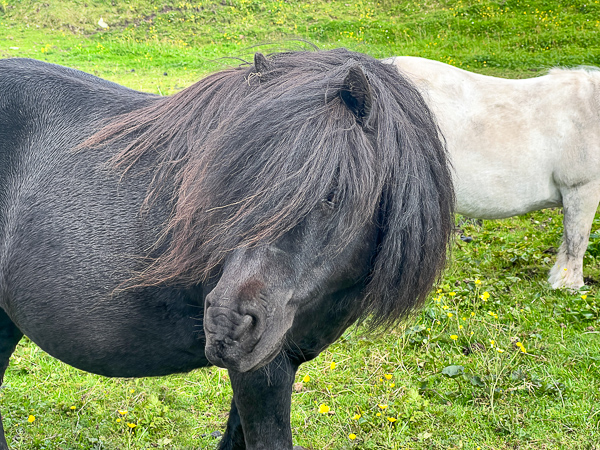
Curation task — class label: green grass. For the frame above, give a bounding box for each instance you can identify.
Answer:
[1,0,600,449]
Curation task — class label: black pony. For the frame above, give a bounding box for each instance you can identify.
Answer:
[0,49,453,449]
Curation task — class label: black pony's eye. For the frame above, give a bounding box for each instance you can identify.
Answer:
[323,189,338,209]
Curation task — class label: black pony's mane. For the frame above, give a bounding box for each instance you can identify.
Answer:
[86,48,454,328]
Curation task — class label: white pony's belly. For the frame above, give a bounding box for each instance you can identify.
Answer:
[454,173,562,220]
[451,147,563,219]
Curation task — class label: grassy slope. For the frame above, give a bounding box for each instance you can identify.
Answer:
[1,1,600,449]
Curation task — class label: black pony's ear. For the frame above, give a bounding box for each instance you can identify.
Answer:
[340,65,373,126]
[253,52,272,74]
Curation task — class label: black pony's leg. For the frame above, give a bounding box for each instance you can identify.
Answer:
[0,309,23,450]
[218,399,246,450]
[221,353,298,450]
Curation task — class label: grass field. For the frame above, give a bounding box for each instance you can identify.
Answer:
[1,1,600,449]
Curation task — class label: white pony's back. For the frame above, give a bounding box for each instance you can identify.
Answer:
[384,56,600,288]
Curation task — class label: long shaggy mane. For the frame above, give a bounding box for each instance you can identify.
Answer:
[86,48,454,328]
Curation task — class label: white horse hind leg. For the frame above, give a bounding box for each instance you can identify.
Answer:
[548,184,600,289]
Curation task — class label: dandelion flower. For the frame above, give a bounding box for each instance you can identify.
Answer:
[330,362,336,370]
[352,413,361,420]
[384,374,392,380]
[70,406,76,410]
[376,412,382,416]
[471,312,476,317]
[318,404,330,414]
[481,291,490,300]
[348,433,357,440]
[127,422,137,428]
[27,415,35,423]
[475,279,482,285]
[390,383,395,387]
[582,295,588,300]
[497,348,504,353]
[516,342,527,353]
[116,418,121,423]
[447,312,454,318]
[387,417,397,423]
[302,375,311,383]
[450,334,458,340]
[449,292,456,296]
[378,404,388,410]
[118,410,128,415]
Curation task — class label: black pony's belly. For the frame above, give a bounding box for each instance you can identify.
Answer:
[17,307,210,378]
[4,282,210,378]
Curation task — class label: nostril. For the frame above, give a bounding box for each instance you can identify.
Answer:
[240,305,265,336]
[231,315,254,341]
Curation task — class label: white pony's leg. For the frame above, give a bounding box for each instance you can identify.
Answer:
[548,183,600,289]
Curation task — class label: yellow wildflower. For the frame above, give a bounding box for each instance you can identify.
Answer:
[349,433,357,440]
[330,362,336,370]
[475,279,482,285]
[127,422,137,428]
[118,410,128,415]
[318,404,330,414]
[27,415,35,423]
[387,417,397,423]
[384,374,392,380]
[450,335,458,340]
[449,292,456,297]
[302,375,310,383]
[378,404,388,410]
[352,413,361,420]
[516,342,527,353]
[70,406,76,410]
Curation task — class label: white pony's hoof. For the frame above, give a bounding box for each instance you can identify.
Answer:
[548,267,585,290]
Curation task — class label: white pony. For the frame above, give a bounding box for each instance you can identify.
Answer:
[384,56,600,289]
